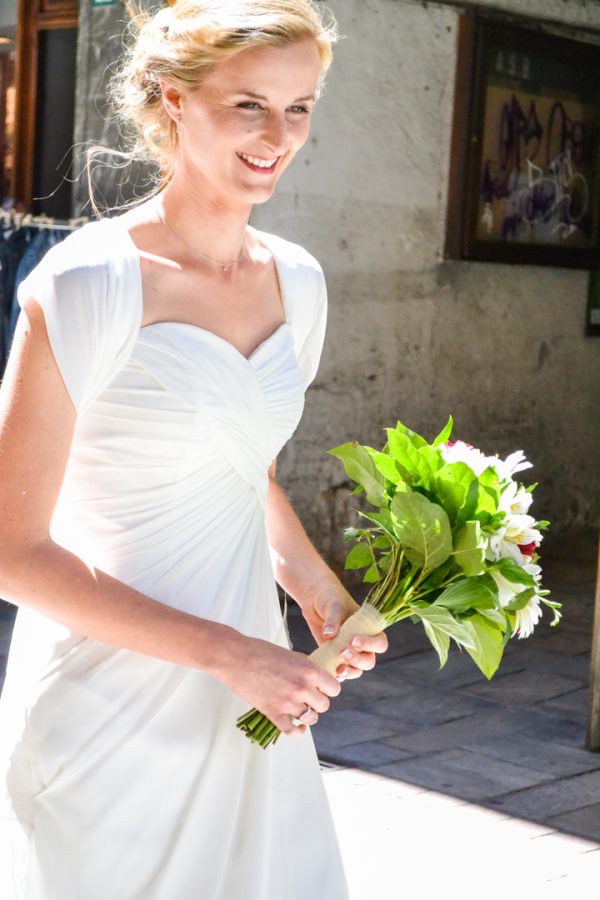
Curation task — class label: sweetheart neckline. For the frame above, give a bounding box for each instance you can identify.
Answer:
[138,320,290,364]
[111,219,293,365]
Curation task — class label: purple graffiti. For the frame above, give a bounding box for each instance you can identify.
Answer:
[480,94,590,240]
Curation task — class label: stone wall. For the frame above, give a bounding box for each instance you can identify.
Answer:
[74,0,600,563]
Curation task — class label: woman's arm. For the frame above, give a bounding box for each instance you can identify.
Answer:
[0,301,341,736]
[265,462,388,678]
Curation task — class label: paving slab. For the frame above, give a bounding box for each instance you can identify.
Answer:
[373,747,551,802]
[529,629,592,654]
[311,707,409,757]
[386,642,527,689]
[382,707,530,754]
[321,739,413,769]
[538,687,588,721]
[463,669,583,705]
[548,802,600,843]
[358,684,499,728]
[463,731,600,777]
[509,648,591,681]
[488,769,600,819]
[518,711,588,749]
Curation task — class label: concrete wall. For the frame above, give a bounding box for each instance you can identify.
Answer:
[0,1,16,32]
[74,0,600,562]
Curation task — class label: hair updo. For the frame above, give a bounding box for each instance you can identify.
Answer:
[109,0,338,187]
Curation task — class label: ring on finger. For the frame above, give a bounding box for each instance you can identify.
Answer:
[290,704,315,727]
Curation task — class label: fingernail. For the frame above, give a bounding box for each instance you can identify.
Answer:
[323,624,336,637]
[337,666,349,679]
[351,637,362,649]
[341,648,353,661]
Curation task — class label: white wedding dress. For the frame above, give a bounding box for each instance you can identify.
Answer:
[0,218,349,900]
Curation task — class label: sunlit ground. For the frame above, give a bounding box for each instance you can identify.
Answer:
[322,765,600,900]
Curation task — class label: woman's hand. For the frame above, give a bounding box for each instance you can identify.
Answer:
[217,633,342,738]
[301,582,388,681]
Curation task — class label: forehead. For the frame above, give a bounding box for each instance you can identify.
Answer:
[201,38,321,95]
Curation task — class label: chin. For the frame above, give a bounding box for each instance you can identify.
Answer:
[237,183,279,206]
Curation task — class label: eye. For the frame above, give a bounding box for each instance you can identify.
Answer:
[237,101,262,110]
[288,105,310,115]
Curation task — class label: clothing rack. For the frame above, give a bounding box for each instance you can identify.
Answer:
[0,209,89,231]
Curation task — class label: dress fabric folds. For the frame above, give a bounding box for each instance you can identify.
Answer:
[0,219,349,900]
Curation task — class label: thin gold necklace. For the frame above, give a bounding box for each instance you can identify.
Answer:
[156,209,246,273]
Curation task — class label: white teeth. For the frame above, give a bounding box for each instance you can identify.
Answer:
[238,153,277,168]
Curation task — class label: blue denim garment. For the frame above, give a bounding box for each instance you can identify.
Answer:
[6,228,69,357]
[0,228,34,375]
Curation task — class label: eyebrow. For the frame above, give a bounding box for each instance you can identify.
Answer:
[231,90,316,102]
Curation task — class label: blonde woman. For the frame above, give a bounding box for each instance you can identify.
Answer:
[0,2,387,897]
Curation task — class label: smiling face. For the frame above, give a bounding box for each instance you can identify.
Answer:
[164,38,321,209]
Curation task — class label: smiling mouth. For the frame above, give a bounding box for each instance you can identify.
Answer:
[236,152,280,174]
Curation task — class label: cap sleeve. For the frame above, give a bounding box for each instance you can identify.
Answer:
[295,264,327,390]
[17,220,142,414]
[253,228,328,391]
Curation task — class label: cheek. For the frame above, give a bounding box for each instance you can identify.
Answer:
[293,118,312,148]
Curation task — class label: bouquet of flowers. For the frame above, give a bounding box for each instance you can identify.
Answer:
[237,417,560,748]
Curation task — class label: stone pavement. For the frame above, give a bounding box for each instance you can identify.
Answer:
[1,531,599,897]
[290,534,600,898]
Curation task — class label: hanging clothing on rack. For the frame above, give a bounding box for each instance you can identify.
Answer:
[0,214,87,375]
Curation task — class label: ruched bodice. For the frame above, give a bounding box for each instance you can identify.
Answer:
[0,219,349,900]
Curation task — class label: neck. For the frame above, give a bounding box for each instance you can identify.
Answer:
[159,170,251,262]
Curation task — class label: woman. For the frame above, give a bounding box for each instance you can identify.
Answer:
[0,2,387,897]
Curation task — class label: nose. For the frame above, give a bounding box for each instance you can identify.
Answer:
[261,111,289,155]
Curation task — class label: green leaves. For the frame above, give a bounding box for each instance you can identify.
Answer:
[433,415,454,447]
[344,543,373,570]
[386,427,442,489]
[413,605,477,669]
[328,442,386,507]
[367,449,403,485]
[390,489,452,573]
[453,521,486,576]
[433,574,496,612]
[432,462,476,525]
[492,557,536,587]
[464,614,504,679]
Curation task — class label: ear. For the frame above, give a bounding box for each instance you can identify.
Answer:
[160,81,183,126]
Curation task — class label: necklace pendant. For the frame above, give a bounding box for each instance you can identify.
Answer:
[222,264,229,273]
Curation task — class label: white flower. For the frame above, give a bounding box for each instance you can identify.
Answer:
[494,450,533,481]
[514,595,542,639]
[487,514,542,563]
[438,441,493,476]
[498,480,533,516]
[490,568,523,607]
[490,563,543,638]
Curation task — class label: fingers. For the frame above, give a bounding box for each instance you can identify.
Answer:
[337,631,389,680]
[290,703,319,727]
[321,598,350,639]
[272,703,318,739]
[353,633,389,654]
[313,668,342,701]
[272,713,307,737]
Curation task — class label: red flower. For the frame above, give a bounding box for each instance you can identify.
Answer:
[445,440,473,449]
[518,541,536,557]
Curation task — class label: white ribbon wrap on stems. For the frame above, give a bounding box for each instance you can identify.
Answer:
[307,602,388,677]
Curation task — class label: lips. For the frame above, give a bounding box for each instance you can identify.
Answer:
[236,152,280,174]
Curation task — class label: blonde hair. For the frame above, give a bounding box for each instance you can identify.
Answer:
[101,0,337,194]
